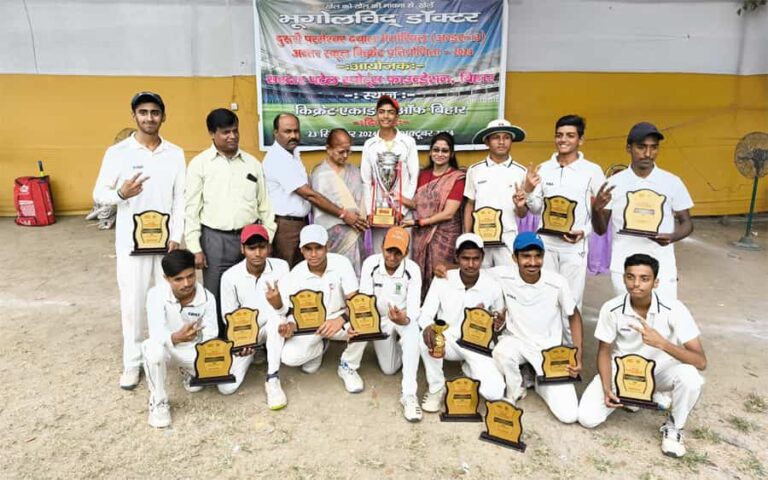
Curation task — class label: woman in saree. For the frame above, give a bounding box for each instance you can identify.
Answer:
[402,132,465,298]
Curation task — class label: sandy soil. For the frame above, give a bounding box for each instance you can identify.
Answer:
[1,216,767,479]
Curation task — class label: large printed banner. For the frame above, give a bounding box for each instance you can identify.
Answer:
[255,0,507,150]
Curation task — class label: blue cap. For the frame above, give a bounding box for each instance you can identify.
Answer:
[513,232,544,252]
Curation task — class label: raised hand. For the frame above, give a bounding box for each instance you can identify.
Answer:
[513,182,527,209]
[593,182,615,211]
[119,172,149,199]
[523,163,541,193]
[388,304,408,326]
[265,281,283,310]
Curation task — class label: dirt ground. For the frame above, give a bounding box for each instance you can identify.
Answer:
[1,216,767,479]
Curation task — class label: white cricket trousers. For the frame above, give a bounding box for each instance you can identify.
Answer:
[142,339,196,405]
[492,336,579,423]
[117,253,163,370]
[219,320,285,395]
[419,334,505,401]
[578,361,704,429]
[280,326,348,368]
[543,249,587,344]
[611,269,678,303]
[481,245,514,268]
[339,320,421,397]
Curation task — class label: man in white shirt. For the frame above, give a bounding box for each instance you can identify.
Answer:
[276,225,358,385]
[578,254,706,458]
[92,92,186,390]
[419,233,506,413]
[218,224,289,409]
[491,232,583,424]
[141,249,218,428]
[591,122,694,301]
[464,119,528,268]
[340,227,423,421]
[185,108,275,328]
[264,113,367,267]
[360,96,420,254]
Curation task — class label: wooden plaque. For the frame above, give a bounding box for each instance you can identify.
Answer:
[190,338,236,387]
[614,354,658,409]
[479,400,527,452]
[619,189,667,238]
[370,207,397,228]
[346,293,388,342]
[290,290,326,335]
[456,307,494,357]
[538,196,577,236]
[131,210,170,255]
[225,307,260,352]
[440,376,482,422]
[537,345,581,384]
[472,207,503,246]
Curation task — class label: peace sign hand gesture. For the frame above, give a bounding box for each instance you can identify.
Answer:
[265,281,283,310]
[523,163,541,194]
[513,182,527,209]
[119,172,149,199]
[629,318,668,350]
[593,182,615,211]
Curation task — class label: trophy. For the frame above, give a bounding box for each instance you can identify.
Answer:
[538,196,577,236]
[289,290,327,335]
[456,307,494,357]
[430,319,449,358]
[472,207,503,246]
[346,293,388,342]
[537,345,581,384]
[440,376,482,422]
[479,400,527,452]
[225,307,260,352]
[614,354,658,409]
[190,338,236,387]
[132,210,170,255]
[370,151,402,227]
[619,189,667,238]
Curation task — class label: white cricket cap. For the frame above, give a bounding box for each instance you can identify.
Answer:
[455,233,484,250]
[299,224,329,248]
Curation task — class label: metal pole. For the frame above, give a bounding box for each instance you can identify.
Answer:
[732,176,763,250]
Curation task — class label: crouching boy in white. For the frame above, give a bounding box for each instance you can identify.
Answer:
[577,253,706,458]
[276,225,358,382]
[142,249,217,428]
[492,232,583,424]
[219,224,289,409]
[340,227,423,421]
[419,233,506,413]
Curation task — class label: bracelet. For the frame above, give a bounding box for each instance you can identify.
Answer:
[116,189,126,200]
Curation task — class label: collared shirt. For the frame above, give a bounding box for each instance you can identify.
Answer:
[92,134,186,254]
[595,293,700,365]
[360,130,420,217]
[184,144,276,253]
[417,269,504,339]
[606,166,694,274]
[280,253,359,321]
[464,156,527,248]
[146,281,218,349]
[490,266,576,350]
[526,152,605,253]
[263,142,311,217]
[359,254,422,326]
[219,257,291,327]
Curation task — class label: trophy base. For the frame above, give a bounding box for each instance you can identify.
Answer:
[536,374,582,385]
[618,228,658,238]
[456,340,493,357]
[130,247,168,256]
[348,332,390,343]
[370,218,397,228]
[618,397,659,410]
[293,327,321,336]
[479,432,527,452]
[537,228,570,237]
[440,412,482,422]
[479,240,504,247]
[189,374,236,387]
[231,343,259,353]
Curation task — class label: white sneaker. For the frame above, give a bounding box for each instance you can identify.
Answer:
[660,423,686,458]
[653,392,672,411]
[337,361,364,393]
[265,377,288,410]
[401,395,422,422]
[421,388,446,413]
[181,369,203,393]
[148,400,171,428]
[119,367,141,390]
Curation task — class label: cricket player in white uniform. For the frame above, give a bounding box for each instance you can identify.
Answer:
[578,253,706,458]
[141,249,218,428]
[218,224,289,409]
[93,92,186,390]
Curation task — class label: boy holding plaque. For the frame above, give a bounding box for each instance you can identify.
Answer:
[418,233,507,413]
[578,254,706,458]
[142,250,218,428]
[341,227,423,421]
[219,225,290,409]
[93,92,186,390]
[491,232,583,424]
[591,122,694,301]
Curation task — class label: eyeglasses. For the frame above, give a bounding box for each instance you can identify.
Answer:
[431,148,451,154]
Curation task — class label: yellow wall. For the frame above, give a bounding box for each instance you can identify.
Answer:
[1,72,766,216]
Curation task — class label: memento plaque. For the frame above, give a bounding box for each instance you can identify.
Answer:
[131,210,170,255]
[479,400,527,452]
[614,353,658,409]
[456,308,494,356]
[538,196,577,236]
[537,345,581,384]
[619,189,666,238]
[190,338,236,387]
[289,290,326,335]
[440,376,482,422]
[225,307,260,352]
[472,207,503,246]
[346,293,388,342]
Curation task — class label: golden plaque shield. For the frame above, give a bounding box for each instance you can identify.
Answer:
[619,189,667,237]
[538,196,577,236]
[456,308,494,357]
[131,210,170,255]
[290,290,326,335]
[614,354,658,409]
[537,345,581,384]
[479,400,527,452]
[190,338,236,387]
[430,319,449,358]
[440,376,482,422]
[346,293,388,342]
[472,207,503,246]
[225,307,260,352]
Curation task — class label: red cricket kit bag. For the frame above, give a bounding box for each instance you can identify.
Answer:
[14,161,56,226]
